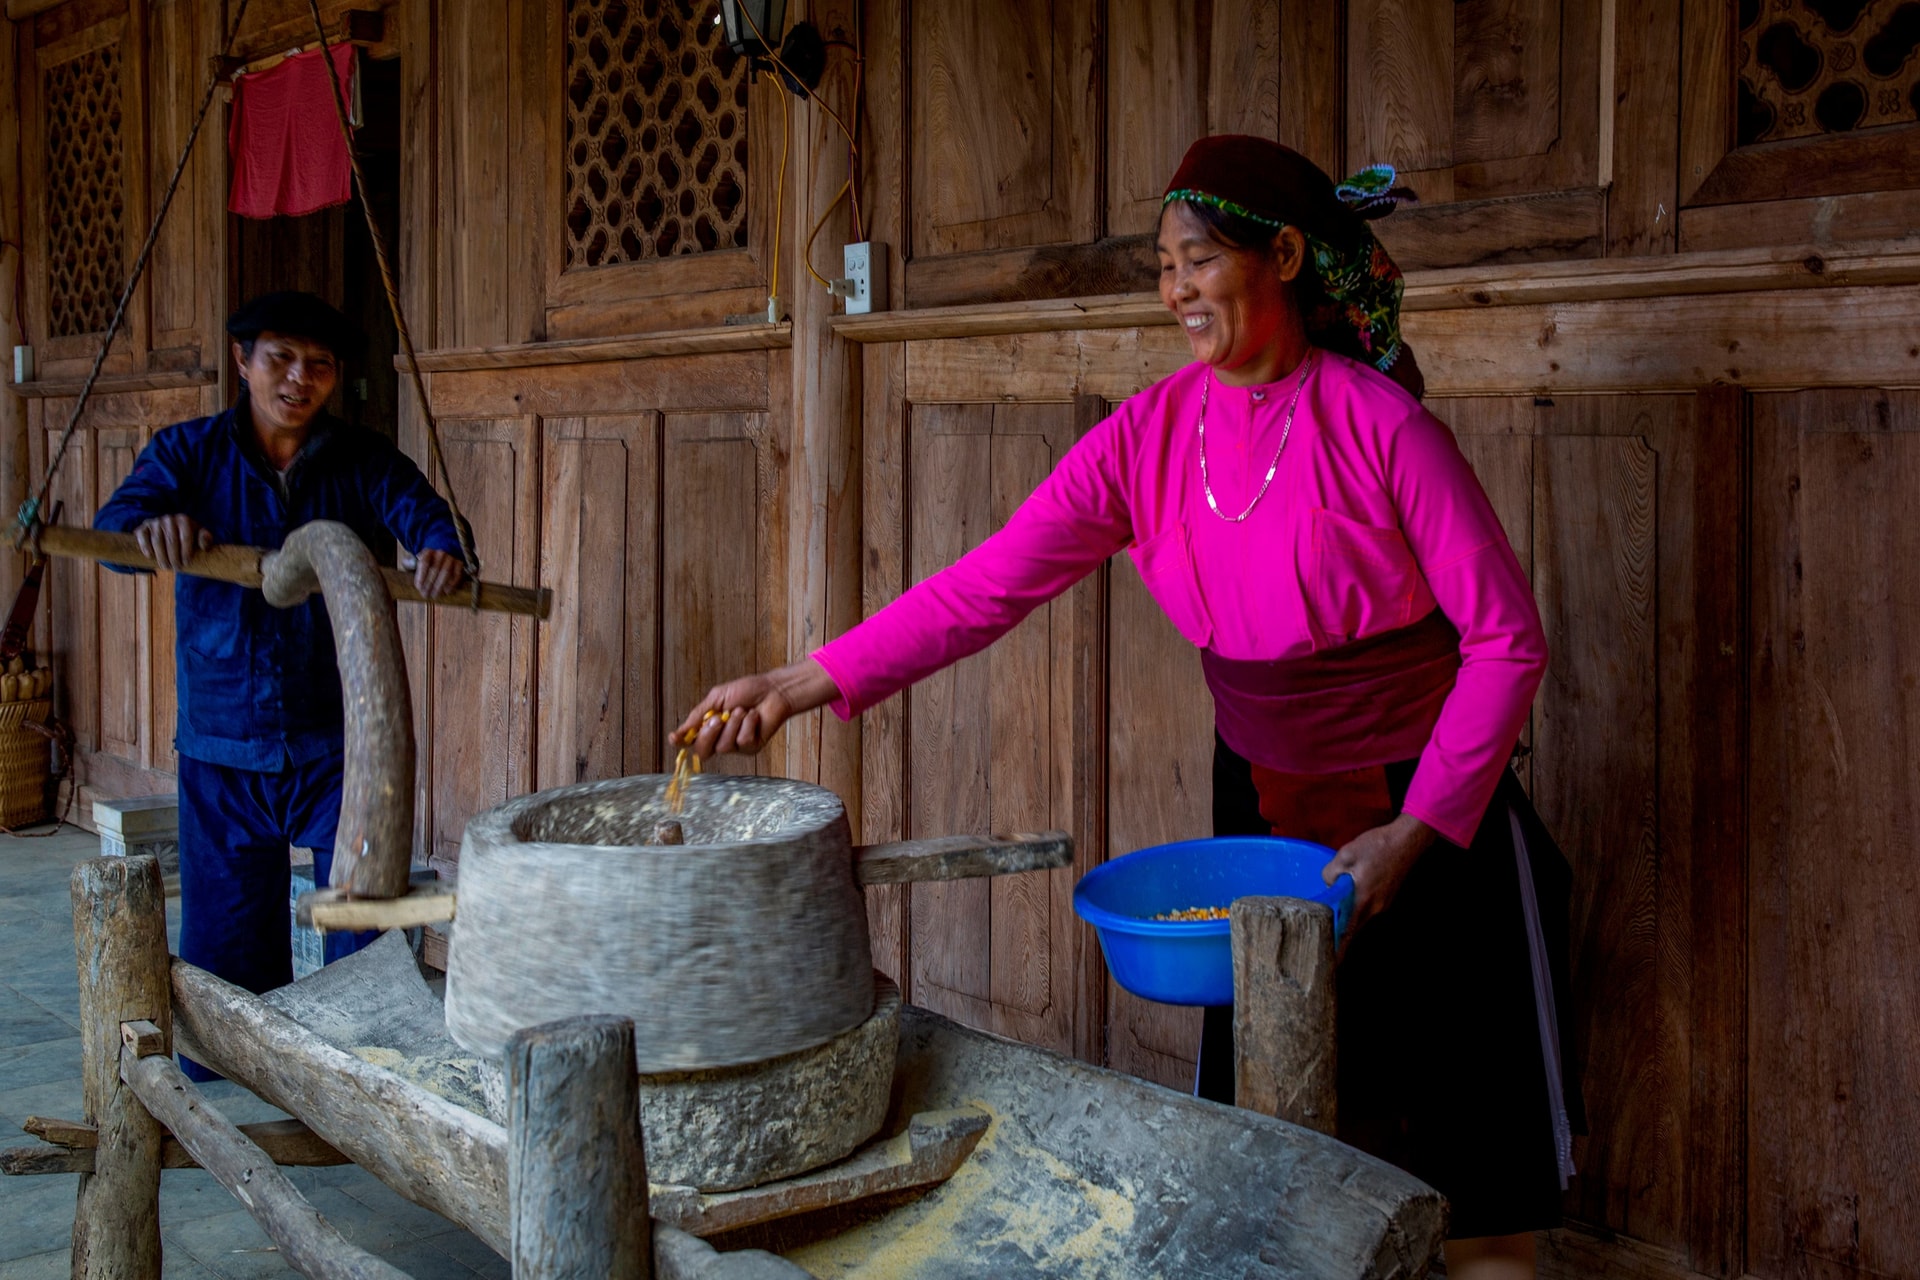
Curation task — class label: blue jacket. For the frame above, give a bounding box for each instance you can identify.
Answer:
[95,406,463,771]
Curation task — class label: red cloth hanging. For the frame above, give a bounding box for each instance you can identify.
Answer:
[227,44,357,220]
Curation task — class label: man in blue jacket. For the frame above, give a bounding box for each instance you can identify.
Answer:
[96,292,465,1049]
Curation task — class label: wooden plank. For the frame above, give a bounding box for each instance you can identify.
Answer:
[170,957,512,1255]
[1690,123,1920,209]
[0,14,26,620]
[1106,0,1204,237]
[1062,392,1110,1066]
[1375,187,1606,272]
[909,0,1099,257]
[786,0,863,818]
[1452,0,1560,167]
[537,414,661,787]
[904,328,1189,404]
[1686,385,1747,1277]
[425,351,770,417]
[848,239,1920,348]
[505,0,548,347]
[1209,0,1281,143]
[10,369,218,398]
[1747,391,1920,1277]
[1678,189,1920,255]
[904,237,1160,311]
[69,856,169,1280]
[1608,0,1681,255]
[15,1114,346,1170]
[506,1017,650,1280]
[93,428,143,765]
[1346,0,1453,174]
[119,1042,411,1280]
[1276,0,1343,171]
[1530,419,1677,1246]
[425,416,537,872]
[408,324,791,372]
[1405,285,1920,394]
[662,412,771,781]
[859,343,907,986]
[1232,896,1337,1134]
[1103,546,1209,1090]
[903,402,1082,1055]
[1676,0,1731,208]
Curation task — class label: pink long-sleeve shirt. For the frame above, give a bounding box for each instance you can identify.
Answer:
[813,350,1547,847]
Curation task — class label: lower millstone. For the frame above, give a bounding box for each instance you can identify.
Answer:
[479,974,901,1193]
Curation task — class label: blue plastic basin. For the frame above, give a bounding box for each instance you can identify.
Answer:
[1073,837,1355,1007]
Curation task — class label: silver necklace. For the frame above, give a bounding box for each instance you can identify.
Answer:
[1197,350,1316,523]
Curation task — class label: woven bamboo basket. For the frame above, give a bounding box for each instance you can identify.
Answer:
[0,697,54,828]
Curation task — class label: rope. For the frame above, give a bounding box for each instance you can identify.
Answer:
[304,0,483,606]
[15,0,258,546]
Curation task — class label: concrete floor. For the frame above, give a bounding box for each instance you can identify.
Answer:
[0,826,508,1278]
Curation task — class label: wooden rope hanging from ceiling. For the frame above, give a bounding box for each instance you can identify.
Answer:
[302,0,483,603]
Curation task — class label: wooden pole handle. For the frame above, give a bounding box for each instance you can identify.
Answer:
[34,525,553,619]
[852,831,1073,885]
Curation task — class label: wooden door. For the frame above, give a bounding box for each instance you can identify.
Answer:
[879,400,1102,1059]
[1747,389,1920,1279]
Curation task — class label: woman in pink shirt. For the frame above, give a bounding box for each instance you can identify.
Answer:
[677,136,1580,1276]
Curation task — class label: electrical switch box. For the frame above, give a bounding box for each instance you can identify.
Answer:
[839,242,886,315]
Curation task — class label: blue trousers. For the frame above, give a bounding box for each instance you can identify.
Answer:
[176,752,377,1078]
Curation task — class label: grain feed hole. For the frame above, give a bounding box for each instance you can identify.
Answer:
[509,774,844,849]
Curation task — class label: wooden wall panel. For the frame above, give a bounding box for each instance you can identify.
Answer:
[1748,390,1920,1279]
[1106,0,1204,238]
[93,427,144,764]
[425,415,536,872]
[1445,395,1714,1256]
[1347,0,1454,176]
[900,401,1087,1056]
[536,413,660,788]
[909,0,1098,257]
[662,411,777,780]
[1103,554,1210,1091]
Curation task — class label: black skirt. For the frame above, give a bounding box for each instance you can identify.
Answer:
[1200,736,1585,1240]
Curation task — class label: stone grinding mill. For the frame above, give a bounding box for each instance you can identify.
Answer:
[442,771,1071,1193]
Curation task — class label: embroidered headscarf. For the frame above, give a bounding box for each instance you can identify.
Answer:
[1163,135,1416,372]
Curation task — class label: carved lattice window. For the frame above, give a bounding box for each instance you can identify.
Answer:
[563,0,750,268]
[43,44,126,337]
[1738,0,1920,144]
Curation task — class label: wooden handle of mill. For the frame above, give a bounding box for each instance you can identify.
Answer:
[34,525,552,619]
[853,831,1073,886]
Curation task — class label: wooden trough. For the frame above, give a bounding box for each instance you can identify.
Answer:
[13,853,1446,1278]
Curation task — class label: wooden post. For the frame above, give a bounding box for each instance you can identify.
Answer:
[69,856,171,1278]
[117,1022,409,1280]
[506,1015,651,1280]
[0,13,26,610]
[1231,895,1338,1135]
